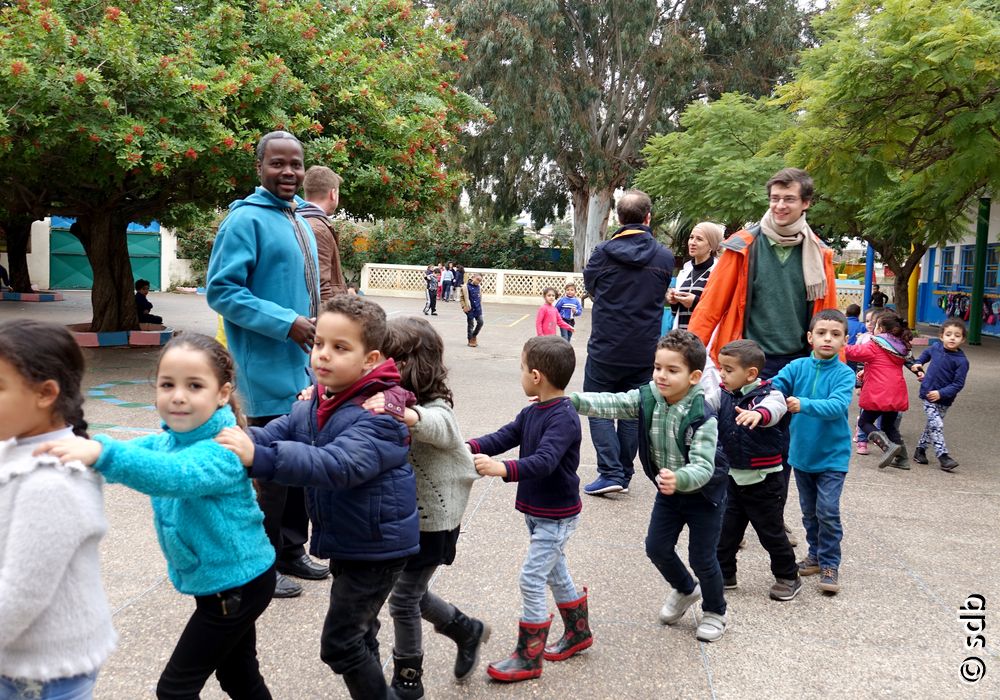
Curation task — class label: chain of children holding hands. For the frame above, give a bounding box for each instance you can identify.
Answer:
[2,279,969,697]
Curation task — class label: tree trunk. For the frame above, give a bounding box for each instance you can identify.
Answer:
[584,188,614,267]
[879,242,928,325]
[78,211,140,332]
[571,189,588,272]
[1,215,35,293]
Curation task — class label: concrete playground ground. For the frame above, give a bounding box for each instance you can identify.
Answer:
[2,290,999,699]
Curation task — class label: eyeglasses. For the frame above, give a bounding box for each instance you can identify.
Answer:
[769,196,801,205]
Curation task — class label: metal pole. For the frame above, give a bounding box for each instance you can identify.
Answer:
[968,197,991,345]
[863,244,875,311]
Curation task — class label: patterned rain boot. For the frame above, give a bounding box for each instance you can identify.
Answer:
[486,618,551,683]
[544,588,593,661]
[868,431,903,469]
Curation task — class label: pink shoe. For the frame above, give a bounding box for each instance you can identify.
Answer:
[856,441,869,455]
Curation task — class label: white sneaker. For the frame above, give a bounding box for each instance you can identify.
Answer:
[695,611,728,642]
[658,584,702,625]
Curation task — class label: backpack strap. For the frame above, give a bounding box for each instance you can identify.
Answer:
[639,383,656,441]
[675,392,707,462]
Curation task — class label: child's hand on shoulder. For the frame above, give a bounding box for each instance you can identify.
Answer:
[33,437,103,466]
[655,469,676,495]
[298,384,316,401]
[473,454,507,478]
[734,406,764,429]
[785,396,801,413]
[362,391,419,427]
[216,427,255,467]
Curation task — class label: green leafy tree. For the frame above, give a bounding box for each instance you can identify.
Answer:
[775,0,1000,313]
[0,0,486,330]
[440,0,809,270]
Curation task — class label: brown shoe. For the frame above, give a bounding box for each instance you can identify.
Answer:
[468,337,478,347]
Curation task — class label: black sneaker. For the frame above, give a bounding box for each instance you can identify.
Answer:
[797,555,820,576]
[723,576,738,590]
[819,567,840,594]
[912,447,929,464]
[769,577,802,601]
[939,454,959,471]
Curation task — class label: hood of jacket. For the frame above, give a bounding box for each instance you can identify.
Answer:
[294,198,330,221]
[873,334,908,357]
[603,224,665,268]
[316,359,410,428]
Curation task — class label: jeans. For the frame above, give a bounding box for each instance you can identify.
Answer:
[559,317,575,342]
[520,515,580,622]
[582,356,651,485]
[248,415,308,563]
[441,281,452,300]
[388,565,456,657]
[716,471,797,580]
[466,311,483,340]
[645,492,727,615]
[157,566,275,700]
[0,673,97,700]
[917,401,950,456]
[794,469,846,569]
[320,558,407,675]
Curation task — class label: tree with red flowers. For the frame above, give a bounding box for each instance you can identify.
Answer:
[0,0,486,330]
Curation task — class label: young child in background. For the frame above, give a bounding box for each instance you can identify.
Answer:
[853,307,884,452]
[217,295,418,700]
[135,278,163,325]
[535,287,574,338]
[911,319,969,471]
[845,304,864,346]
[845,311,913,470]
[771,310,856,595]
[555,283,584,342]
[41,333,275,699]
[461,273,485,347]
[362,316,488,698]
[0,320,116,700]
[572,330,730,642]
[713,340,800,601]
[423,266,439,316]
[469,336,592,682]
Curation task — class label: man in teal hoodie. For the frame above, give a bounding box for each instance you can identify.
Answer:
[207,130,327,598]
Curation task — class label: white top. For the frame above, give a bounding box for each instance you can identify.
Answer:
[0,428,116,681]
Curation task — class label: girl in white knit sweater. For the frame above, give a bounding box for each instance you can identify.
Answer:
[362,316,486,699]
[0,320,115,700]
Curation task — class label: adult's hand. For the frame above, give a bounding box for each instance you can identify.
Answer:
[289,315,316,353]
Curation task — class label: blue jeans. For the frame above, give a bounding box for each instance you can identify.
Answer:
[583,356,651,486]
[794,469,846,569]
[645,492,727,615]
[520,515,580,622]
[0,672,97,700]
[559,318,575,342]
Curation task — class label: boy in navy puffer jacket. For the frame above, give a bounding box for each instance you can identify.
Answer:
[713,340,801,602]
[219,295,418,700]
[911,318,969,471]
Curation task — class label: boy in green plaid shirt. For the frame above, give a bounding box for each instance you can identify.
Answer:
[570,330,730,642]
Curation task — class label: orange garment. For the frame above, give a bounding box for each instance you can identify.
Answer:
[688,227,839,365]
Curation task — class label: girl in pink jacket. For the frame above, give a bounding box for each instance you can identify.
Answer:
[536,287,574,337]
[845,311,913,470]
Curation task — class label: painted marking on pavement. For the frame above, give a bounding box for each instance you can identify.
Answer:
[88,380,157,411]
[505,314,529,328]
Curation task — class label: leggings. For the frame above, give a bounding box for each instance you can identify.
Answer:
[917,400,950,456]
[858,410,901,443]
[387,565,456,657]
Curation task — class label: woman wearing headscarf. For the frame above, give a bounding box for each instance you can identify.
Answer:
[669,222,725,330]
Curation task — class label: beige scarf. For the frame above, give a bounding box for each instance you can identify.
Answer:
[759,210,827,301]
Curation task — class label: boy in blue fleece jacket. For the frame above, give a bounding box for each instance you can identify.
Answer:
[218,295,418,700]
[910,318,969,471]
[469,336,591,683]
[770,309,856,596]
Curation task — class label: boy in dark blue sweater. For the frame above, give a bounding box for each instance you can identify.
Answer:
[469,336,591,682]
[911,318,969,471]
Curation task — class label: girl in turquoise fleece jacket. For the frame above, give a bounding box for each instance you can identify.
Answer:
[40,334,276,699]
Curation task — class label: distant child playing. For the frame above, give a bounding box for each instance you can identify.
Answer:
[555,283,584,342]
[571,330,730,641]
[713,339,801,601]
[460,273,485,347]
[535,287,574,338]
[41,333,275,699]
[845,310,913,469]
[363,316,489,698]
[911,319,969,471]
[217,295,418,700]
[469,336,592,682]
[1,320,115,700]
[135,278,163,325]
[771,309,856,594]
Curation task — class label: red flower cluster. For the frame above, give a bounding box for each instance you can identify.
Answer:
[74,71,86,84]
[105,6,121,22]
[10,61,27,77]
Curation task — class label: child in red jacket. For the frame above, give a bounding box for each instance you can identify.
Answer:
[844,311,913,470]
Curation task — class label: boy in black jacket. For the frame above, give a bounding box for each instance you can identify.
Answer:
[713,340,801,601]
[469,336,592,682]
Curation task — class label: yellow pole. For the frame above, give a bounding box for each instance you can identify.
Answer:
[908,255,920,329]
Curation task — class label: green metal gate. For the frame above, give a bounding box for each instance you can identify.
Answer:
[49,217,161,290]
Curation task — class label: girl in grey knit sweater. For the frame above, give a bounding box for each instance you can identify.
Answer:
[361,317,487,699]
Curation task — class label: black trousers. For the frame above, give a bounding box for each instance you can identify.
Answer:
[157,566,275,700]
[760,351,808,503]
[717,472,798,581]
[423,289,437,313]
[320,558,407,676]
[859,410,902,443]
[248,415,308,563]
